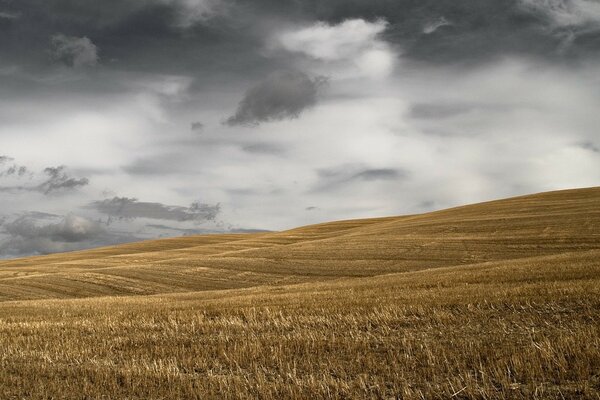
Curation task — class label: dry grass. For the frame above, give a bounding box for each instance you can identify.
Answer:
[0,187,599,399]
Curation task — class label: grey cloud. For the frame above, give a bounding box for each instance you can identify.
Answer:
[418,200,436,210]
[0,11,18,19]
[518,0,600,30]
[410,103,474,120]
[579,141,600,153]
[226,188,259,197]
[1,0,226,37]
[409,102,518,121]
[122,155,189,176]
[0,0,271,80]
[18,211,60,219]
[123,158,170,176]
[241,142,285,155]
[517,0,600,53]
[314,166,407,192]
[305,206,318,211]
[0,213,136,256]
[167,0,229,28]
[39,166,89,194]
[226,186,284,198]
[50,34,99,68]
[4,214,102,242]
[225,70,326,126]
[0,164,88,194]
[191,121,204,131]
[319,167,404,181]
[0,166,29,177]
[89,197,220,222]
[0,156,29,177]
[353,169,404,181]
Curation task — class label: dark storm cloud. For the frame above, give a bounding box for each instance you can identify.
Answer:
[225,71,326,126]
[88,197,221,222]
[0,0,272,80]
[2,0,598,82]
[0,212,137,256]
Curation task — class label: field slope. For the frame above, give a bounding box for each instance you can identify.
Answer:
[0,187,599,399]
[0,186,599,302]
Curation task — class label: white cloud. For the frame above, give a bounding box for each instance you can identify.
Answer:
[275,19,396,80]
[278,19,387,61]
[423,17,452,34]
[133,74,194,99]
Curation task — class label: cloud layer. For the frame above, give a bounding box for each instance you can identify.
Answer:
[0,213,130,256]
[0,164,89,195]
[520,0,600,29]
[89,197,220,223]
[0,0,599,257]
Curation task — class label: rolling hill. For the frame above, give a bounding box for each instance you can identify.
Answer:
[1,187,599,399]
[0,187,599,302]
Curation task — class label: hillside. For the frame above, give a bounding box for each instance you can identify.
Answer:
[0,187,599,302]
[1,187,600,399]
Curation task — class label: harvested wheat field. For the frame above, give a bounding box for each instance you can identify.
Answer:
[1,187,599,399]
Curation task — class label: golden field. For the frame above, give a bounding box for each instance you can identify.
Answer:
[1,187,599,399]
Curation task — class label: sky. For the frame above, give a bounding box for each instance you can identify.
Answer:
[0,0,599,257]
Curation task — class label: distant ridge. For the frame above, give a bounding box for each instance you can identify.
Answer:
[0,186,599,302]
